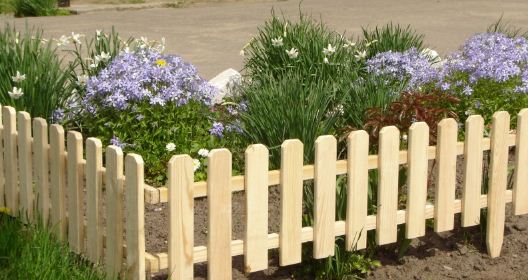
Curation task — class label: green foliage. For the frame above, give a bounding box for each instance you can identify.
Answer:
[361,23,426,59]
[0,214,108,280]
[11,0,64,17]
[487,15,528,38]
[0,25,73,120]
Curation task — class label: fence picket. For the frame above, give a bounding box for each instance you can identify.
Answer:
[67,131,84,254]
[244,144,269,272]
[314,135,337,258]
[487,111,510,258]
[207,149,232,279]
[280,140,303,265]
[168,155,194,279]
[462,115,484,227]
[50,125,67,240]
[514,109,528,215]
[434,118,458,232]
[406,122,429,239]
[346,131,369,250]
[86,138,103,264]
[377,126,400,245]
[18,112,32,222]
[33,118,49,226]
[2,107,18,215]
[106,146,125,278]
[125,154,146,280]
[0,105,3,208]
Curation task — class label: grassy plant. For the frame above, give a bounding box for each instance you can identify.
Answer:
[11,0,63,17]
[487,15,528,38]
[0,214,108,279]
[0,24,74,120]
[361,23,426,59]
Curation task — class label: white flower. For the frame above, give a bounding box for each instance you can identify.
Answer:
[365,39,378,47]
[89,63,98,69]
[197,148,209,157]
[323,57,329,64]
[402,134,408,142]
[354,50,367,60]
[286,48,299,59]
[56,35,70,47]
[8,87,23,100]
[343,39,356,48]
[271,37,283,47]
[76,75,89,86]
[71,32,83,45]
[193,159,201,172]
[11,71,26,83]
[421,48,441,62]
[239,49,245,56]
[323,44,336,56]
[165,142,176,152]
[96,30,102,37]
[99,52,111,61]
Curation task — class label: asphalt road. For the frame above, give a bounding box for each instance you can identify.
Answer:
[2,0,528,79]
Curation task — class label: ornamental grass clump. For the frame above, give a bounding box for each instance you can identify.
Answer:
[75,49,239,185]
[439,32,528,125]
[361,23,426,59]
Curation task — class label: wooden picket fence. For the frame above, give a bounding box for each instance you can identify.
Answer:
[1,104,528,280]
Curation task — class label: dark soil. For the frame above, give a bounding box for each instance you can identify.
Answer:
[145,151,528,279]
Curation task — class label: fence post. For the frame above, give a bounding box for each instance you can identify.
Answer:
[67,131,84,253]
[314,135,337,258]
[244,145,269,272]
[168,155,194,279]
[377,126,399,245]
[434,118,458,232]
[279,140,303,266]
[207,149,232,279]
[406,122,429,239]
[0,105,4,208]
[126,154,146,280]
[2,107,18,215]
[106,146,124,278]
[487,111,510,258]
[346,131,369,250]
[17,112,32,222]
[86,138,103,264]
[50,124,67,241]
[462,115,484,227]
[514,109,528,215]
[33,118,49,227]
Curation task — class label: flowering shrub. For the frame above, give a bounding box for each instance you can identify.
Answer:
[74,49,239,185]
[439,33,528,125]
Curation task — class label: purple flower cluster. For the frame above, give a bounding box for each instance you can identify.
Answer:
[366,48,438,90]
[83,50,217,114]
[209,122,225,138]
[439,33,528,93]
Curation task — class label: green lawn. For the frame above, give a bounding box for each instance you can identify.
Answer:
[0,213,108,280]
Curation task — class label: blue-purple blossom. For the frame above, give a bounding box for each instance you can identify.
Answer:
[366,48,438,90]
[209,122,225,138]
[110,135,127,149]
[51,109,65,123]
[83,49,217,114]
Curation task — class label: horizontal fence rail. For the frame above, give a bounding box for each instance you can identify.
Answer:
[1,104,528,280]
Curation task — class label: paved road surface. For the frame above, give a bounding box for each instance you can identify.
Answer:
[2,0,528,79]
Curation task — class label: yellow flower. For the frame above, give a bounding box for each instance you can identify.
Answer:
[155,59,167,67]
[0,207,10,214]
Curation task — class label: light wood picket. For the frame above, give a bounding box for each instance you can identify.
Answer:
[17,112,32,222]
[207,149,232,279]
[106,146,125,278]
[377,126,400,245]
[346,131,369,250]
[3,107,18,214]
[244,144,269,272]
[67,131,84,254]
[487,111,510,258]
[314,135,337,258]
[33,118,49,226]
[86,138,103,264]
[0,105,4,208]
[462,115,484,227]
[125,154,146,280]
[434,118,458,232]
[406,122,429,239]
[280,139,303,266]
[50,124,67,241]
[514,109,528,215]
[168,155,194,279]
